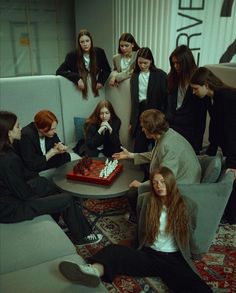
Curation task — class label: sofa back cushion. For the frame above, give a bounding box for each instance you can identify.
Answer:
[198,155,222,183]
[0,215,76,274]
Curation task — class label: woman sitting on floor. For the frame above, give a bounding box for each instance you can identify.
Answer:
[59,166,212,292]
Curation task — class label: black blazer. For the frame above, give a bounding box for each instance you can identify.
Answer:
[166,86,210,153]
[130,69,168,136]
[56,47,111,86]
[84,117,122,157]
[0,149,37,222]
[208,88,236,169]
[17,122,70,172]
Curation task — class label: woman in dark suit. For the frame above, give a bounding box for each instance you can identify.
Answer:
[17,110,71,173]
[166,45,210,154]
[130,47,168,153]
[56,29,111,99]
[190,67,236,224]
[81,100,122,157]
[0,111,102,245]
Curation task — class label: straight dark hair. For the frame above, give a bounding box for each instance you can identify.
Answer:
[118,33,140,53]
[0,111,17,152]
[168,45,197,94]
[133,47,158,73]
[190,67,236,92]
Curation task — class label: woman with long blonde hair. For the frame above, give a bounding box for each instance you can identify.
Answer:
[59,167,212,292]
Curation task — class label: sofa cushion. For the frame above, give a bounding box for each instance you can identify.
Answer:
[0,215,76,274]
[74,117,86,141]
[199,155,222,183]
[0,254,108,293]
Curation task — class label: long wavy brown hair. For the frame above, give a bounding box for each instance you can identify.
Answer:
[84,100,119,136]
[168,45,197,94]
[145,167,189,247]
[77,29,98,98]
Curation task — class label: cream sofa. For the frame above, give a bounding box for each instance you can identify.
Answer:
[0,215,107,293]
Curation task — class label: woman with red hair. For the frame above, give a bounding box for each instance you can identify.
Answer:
[17,109,71,172]
[59,166,212,292]
[0,111,102,245]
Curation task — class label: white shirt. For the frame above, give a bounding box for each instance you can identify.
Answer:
[150,207,179,253]
[120,56,131,71]
[39,137,46,155]
[138,71,150,102]
[176,85,187,109]
[83,54,90,71]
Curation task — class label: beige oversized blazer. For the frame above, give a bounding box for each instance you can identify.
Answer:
[134,128,201,184]
[110,51,138,83]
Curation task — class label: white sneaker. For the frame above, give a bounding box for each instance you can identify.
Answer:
[59,261,100,287]
[76,233,103,246]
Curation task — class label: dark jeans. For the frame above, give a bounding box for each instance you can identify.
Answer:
[4,176,92,243]
[89,244,212,293]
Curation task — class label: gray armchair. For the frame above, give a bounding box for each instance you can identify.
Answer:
[137,154,234,254]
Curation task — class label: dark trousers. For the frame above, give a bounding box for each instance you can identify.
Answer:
[5,177,92,243]
[224,180,236,224]
[89,244,212,293]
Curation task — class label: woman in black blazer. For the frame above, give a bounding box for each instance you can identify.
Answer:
[0,111,102,245]
[80,100,122,157]
[56,29,111,98]
[190,67,236,224]
[130,47,168,153]
[17,110,71,173]
[166,45,210,154]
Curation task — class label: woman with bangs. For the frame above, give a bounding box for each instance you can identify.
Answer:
[59,167,212,292]
[17,109,71,173]
[77,99,122,157]
[56,29,111,98]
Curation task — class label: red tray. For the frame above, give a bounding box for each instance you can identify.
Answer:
[66,159,123,186]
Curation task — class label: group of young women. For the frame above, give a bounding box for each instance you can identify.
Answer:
[1,28,235,292]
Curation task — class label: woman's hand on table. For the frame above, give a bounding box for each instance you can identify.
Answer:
[129,180,141,188]
[112,147,134,160]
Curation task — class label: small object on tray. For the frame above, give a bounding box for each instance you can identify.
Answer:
[67,156,123,185]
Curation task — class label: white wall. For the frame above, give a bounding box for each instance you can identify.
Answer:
[0,0,75,77]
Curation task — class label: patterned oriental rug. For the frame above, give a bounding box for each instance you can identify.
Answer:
[70,198,236,293]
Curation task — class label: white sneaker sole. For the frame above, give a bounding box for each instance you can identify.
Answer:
[59,261,100,287]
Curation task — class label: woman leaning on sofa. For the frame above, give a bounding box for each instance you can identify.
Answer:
[0,111,102,246]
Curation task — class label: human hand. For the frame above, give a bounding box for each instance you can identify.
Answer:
[101,121,112,133]
[112,146,134,160]
[77,79,85,90]
[96,82,103,90]
[98,125,107,135]
[128,124,132,133]
[109,77,118,87]
[226,168,236,180]
[54,142,68,153]
[129,180,141,188]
